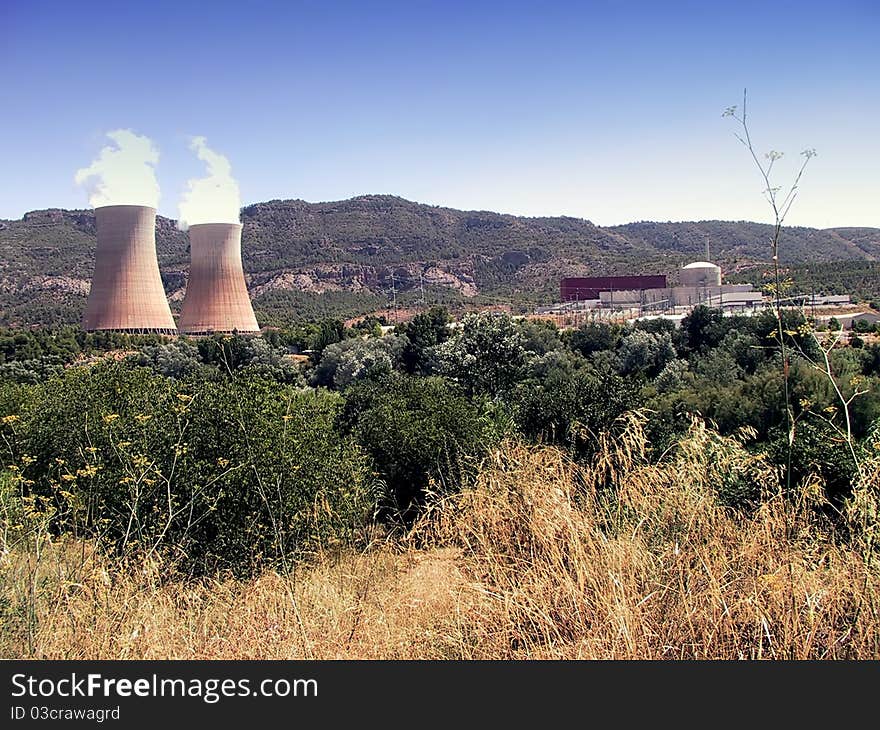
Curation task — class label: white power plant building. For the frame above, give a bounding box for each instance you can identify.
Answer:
[593,261,763,312]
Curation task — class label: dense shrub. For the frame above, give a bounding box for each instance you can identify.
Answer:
[566,322,623,358]
[1,362,374,575]
[679,305,727,354]
[339,374,496,521]
[395,306,451,374]
[1,297,878,568]
[650,366,787,437]
[617,329,676,378]
[430,312,527,396]
[517,318,564,356]
[767,419,861,507]
[0,356,66,384]
[184,335,305,384]
[510,369,639,461]
[311,336,403,389]
[127,340,205,379]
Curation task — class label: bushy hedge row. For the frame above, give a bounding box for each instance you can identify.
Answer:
[0,359,505,573]
[1,363,375,574]
[3,306,879,575]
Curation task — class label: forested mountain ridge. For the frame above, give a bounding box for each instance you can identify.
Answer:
[2,195,879,325]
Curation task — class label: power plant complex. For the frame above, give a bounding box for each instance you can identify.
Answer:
[83,205,258,335]
[81,206,761,338]
[80,205,853,336]
[557,260,763,315]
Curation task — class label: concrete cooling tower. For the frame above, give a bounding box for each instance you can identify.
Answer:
[178,223,259,334]
[83,205,177,334]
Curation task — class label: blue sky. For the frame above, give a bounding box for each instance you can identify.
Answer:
[2,0,878,227]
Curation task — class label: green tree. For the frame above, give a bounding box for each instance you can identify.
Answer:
[511,369,639,461]
[339,374,493,521]
[517,318,564,356]
[395,306,451,374]
[430,312,527,397]
[679,305,725,355]
[566,322,623,358]
[312,336,403,389]
[617,329,676,378]
[128,340,204,379]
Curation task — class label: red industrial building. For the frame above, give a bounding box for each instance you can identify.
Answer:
[560,275,667,301]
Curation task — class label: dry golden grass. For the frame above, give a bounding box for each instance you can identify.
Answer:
[3,415,879,659]
[427,417,880,658]
[0,541,472,659]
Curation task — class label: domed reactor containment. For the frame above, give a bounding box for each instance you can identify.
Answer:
[680,261,722,288]
[83,205,177,334]
[178,223,259,334]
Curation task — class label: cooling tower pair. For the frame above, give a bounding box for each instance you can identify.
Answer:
[82,205,259,334]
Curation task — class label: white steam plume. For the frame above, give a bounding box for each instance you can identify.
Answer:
[74,129,161,208]
[177,136,241,230]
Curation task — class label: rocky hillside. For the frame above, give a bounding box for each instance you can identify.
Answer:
[2,195,879,325]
